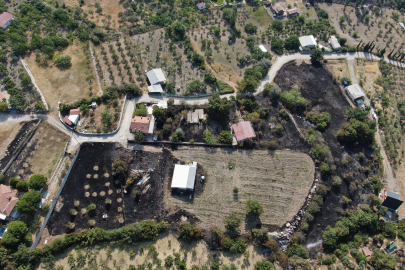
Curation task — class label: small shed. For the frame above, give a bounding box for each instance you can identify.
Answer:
[259,45,268,53]
[0,92,5,101]
[382,190,404,211]
[272,3,285,16]
[196,2,206,10]
[171,162,197,190]
[232,121,256,142]
[148,84,164,93]
[361,248,372,259]
[287,7,299,17]
[0,12,13,30]
[329,36,341,51]
[345,84,365,102]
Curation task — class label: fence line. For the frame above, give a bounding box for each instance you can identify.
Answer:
[32,146,81,248]
[19,56,49,111]
[1,120,42,174]
[89,40,103,95]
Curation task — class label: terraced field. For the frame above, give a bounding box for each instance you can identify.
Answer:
[169,146,315,231]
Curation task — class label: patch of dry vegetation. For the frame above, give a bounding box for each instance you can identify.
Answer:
[0,122,22,160]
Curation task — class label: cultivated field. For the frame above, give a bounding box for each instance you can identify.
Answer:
[45,234,264,270]
[319,3,404,51]
[24,43,99,116]
[168,147,315,231]
[4,121,69,182]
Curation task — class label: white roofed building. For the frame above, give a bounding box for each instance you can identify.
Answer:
[299,35,317,51]
[329,36,341,51]
[146,68,166,85]
[68,114,80,125]
[259,45,267,52]
[148,84,164,93]
[171,162,197,190]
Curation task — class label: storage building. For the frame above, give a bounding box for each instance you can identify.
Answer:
[299,35,317,50]
[171,162,197,190]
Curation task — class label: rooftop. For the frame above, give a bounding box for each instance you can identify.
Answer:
[0,92,5,100]
[259,45,268,53]
[63,115,73,126]
[171,162,197,190]
[68,114,79,125]
[69,108,80,115]
[232,121,256,142]
[299,35,317,48]
[272,3,284,13]
[0,12,13,28]
[131,116,151,133]
[287,7,299,15]
[329,36,341,49]
[148,84,164,93]
[345,84,365,100]
[187,109,205,124]
[0,184,18,218]
[146,68,166,85]
[197,2,206,7]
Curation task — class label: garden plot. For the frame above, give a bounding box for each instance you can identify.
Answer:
[168,146,315,231]
[354,59,382,103]
[319,3,404,50]
[3,121,69,182]
[0,120,39,172]
[93,35,145,90]
[24,43,98,117]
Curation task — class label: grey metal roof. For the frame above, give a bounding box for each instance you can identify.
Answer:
[299,35,317,48]
[345,84,365,100]
[146,68,166,85]
[329,37,341,49]
[387,191,400,199]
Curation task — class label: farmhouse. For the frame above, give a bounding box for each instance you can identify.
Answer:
[329,36,341,51]
[299,35,317,50]
[130,116,151,134]
[171,162,197,190]
[232,121,256,142]
[0,184,19,220]
[146,68,166,93]
[196,2,206,10]
[286,7,299,18]
[271,3,285,16]
[345,84,365,109]
[381,190,403,211]
[0,12,13,30]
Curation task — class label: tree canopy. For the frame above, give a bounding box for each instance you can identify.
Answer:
[207,93,233,120]
[28,175,47,190]
[1,221,29,249]
[246,200,264,216]
[16,190,42,214]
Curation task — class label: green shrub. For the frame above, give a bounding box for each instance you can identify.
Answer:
[28,175,47,190]
[16,181,29,192]
[179,222,203,241]
[9,177,19,188]
[246,200,263,216]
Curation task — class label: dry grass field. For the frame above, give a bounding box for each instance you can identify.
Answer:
[6,121,69,181]
[355,59,382,103]
[319,3,404,51]
[24,43,99,117]
[0,122,22,160]
[168,147,315,231]
[45,234,264,270]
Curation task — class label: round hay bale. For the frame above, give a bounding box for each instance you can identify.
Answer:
[92,192,97,197]
[93,174,98,179]
[118,207,122,213]
[117,198,122,203]
[105,182,110,187]
[86,174,92,179]
[118,216,124,223]
[81,208,87,215]
[85,192,90,197]
[93,166,99,171]
[108,189,113,195]
[84,184,90,190]
[104,173,109,178]
[100,191,106,196]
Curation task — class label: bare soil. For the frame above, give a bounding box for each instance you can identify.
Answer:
[3,121,69,181]
[0,120,39,173]
[24,43,99,117]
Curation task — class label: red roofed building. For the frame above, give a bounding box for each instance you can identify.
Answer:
[361,248,372,259]
[196,2,206,10]
[0,92,6,101]
[69,108,80,115]
[64,115,73,126]
[0,184,19,220]
[131,116,151,134]
[0,12,13,30]
[232,121,256,142]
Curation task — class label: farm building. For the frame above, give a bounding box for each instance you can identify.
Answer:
[0,12,13,30]
[0,184,19,220]
[67,114,80,126]
[171,162,197,190]
[187,109,206,124]
[232,121,256,142]
[381,190,403,211]
[130,116,151,134]
[147,84,164,93]
[146,68,166,93]
[345,84,365,109]
[196,2,206,10]
[299,35,317,50]
[329,36,341,51]
[69,108,80,115]
[287,7,299,17]
[271,3,285,16]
